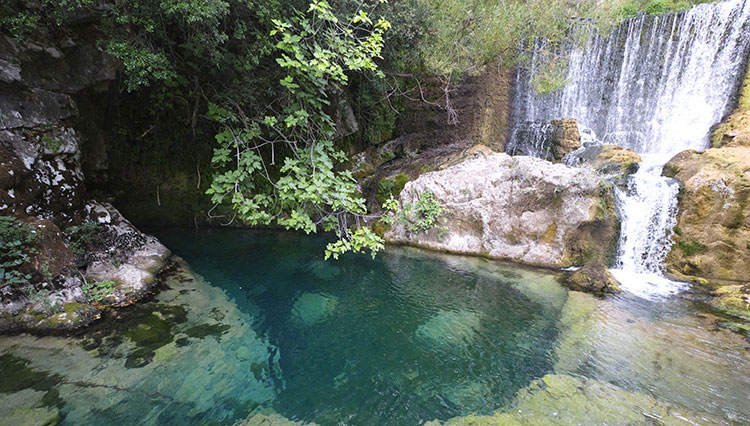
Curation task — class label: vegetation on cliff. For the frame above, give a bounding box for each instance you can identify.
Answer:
[0,0,720,260]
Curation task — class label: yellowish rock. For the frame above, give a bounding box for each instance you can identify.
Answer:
[663,147,750,282]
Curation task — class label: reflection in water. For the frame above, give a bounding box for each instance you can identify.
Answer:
[0,230,748,426]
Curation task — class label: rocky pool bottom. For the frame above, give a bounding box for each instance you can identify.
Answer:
[0,230,748,426]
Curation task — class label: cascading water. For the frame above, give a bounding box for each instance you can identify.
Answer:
[510,0,750,298]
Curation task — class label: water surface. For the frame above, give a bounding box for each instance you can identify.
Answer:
[1,229,749,425]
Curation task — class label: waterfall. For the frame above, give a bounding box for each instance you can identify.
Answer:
[510,0,750,298]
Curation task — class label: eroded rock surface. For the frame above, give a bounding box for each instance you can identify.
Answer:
[0,27,169,332]
[663,147,750,283]
[385,154,619,268]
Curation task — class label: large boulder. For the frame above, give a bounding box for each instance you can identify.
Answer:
[0,24,170,332]
[663,147,750,282]
[384,153,619,268]
[564,261,621,295]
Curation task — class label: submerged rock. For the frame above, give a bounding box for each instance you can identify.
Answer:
[563,261,621,295]
[235,412,315,426]
[0,260,280,425]
[662,147,750,283]
[711,284,750,334]
[428,374,720,426]
[385,153,619,268]
[291,292,339,325]
[416,310,482,347]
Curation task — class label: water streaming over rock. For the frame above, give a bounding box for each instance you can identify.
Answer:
[510,0,750,297]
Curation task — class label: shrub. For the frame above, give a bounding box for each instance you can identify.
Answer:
[66,222,101,255]
[644,0,670,15]
[617,4,640,17]
[383,190,448,238]
[676,241,708,257]
[82,279,116,302]
[0,216,36,287]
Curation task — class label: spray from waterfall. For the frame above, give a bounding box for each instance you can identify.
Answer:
[510,0,750,298]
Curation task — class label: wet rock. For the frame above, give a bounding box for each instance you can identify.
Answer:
[84,203,171,305]
[509,119,581,162]
[712,61,750,148]
[711,284,750,334]
[0,88,77,130]
[17,217,77,283]
[549,119,581,161]
[563,261,621,295]
[385,153,619,268]
[663,147,750,283]
[570,144,642,177]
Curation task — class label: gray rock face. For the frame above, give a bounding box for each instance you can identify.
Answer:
[385,153,619,268]
[0,26,170,331]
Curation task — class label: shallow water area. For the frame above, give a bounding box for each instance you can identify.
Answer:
[0,229,749,425]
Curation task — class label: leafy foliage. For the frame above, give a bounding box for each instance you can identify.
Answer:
[82,279,116,302]
[383,190,447,238]
[0,216,36,287]
[207,1,390,259]
[66,222,101,255]
[414,0,620,83]
[616,0,713,17]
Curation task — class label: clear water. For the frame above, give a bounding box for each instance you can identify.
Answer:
[155,230,562,425]
[1,230,749,425]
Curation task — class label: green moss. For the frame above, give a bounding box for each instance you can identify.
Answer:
[41,135,62,153]
[676,241,708,257]
[379,150,396,162]
[377,174,411,205]
[371,221,391,238]
[393,174,409,194]
[418,165,435,174]
[152,343,178,363]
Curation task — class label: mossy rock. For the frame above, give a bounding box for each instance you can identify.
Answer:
[4,405,60,426]
[376,173,411,205]
[711,285,750,322]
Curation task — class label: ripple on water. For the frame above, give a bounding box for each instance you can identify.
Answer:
[1,230,749,426]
